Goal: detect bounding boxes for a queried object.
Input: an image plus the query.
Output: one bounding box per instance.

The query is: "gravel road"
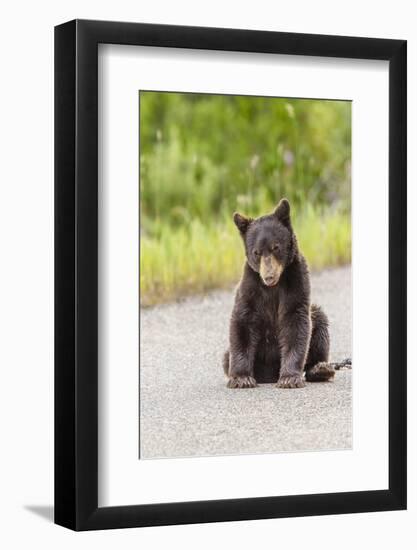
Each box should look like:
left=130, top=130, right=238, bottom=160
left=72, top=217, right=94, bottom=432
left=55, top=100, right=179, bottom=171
left=140, top=265, right=352, bottom=459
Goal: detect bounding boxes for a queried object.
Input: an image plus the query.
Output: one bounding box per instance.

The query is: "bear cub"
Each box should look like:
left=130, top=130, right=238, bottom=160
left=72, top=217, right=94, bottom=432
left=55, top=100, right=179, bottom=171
left=223, top=198, right=335, bottom=389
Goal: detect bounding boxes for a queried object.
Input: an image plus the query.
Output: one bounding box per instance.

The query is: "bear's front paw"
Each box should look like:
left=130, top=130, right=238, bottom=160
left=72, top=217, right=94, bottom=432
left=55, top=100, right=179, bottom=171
left=227, top=376, right=257, bottom=389
left=276, top=374, right=306, bottom=389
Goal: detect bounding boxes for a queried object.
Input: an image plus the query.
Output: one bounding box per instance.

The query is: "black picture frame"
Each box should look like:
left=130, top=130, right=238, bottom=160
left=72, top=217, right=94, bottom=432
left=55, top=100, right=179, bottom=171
left=55, top=19, right=407, bottom=531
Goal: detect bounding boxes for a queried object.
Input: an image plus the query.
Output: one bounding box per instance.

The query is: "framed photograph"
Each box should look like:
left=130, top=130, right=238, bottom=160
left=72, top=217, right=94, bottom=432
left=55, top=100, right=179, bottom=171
left=55, top=19, right=406, bottom=531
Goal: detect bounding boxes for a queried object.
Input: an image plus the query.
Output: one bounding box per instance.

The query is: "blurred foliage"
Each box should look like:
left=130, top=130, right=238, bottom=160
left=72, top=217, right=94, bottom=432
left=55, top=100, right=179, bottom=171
left=139, top=92, right=351, bottom=305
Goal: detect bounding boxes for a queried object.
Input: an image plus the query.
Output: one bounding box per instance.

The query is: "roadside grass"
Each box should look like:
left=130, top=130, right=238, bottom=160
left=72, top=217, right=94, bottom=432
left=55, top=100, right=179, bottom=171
left=139, top=93, right=352, bottom=306
left=140, top=206, right=351, bottom=306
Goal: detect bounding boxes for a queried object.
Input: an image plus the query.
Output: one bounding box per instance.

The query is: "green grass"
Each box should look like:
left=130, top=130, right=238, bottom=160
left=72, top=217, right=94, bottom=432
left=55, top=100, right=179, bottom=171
left=140, top=206, right=351, bottom=306
left=139, top=92, right=351, bottom=306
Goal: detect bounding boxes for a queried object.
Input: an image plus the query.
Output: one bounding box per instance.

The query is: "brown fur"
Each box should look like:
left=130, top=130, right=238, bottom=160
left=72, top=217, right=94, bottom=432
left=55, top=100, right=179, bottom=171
left=224, top=199, right=334, bottom=388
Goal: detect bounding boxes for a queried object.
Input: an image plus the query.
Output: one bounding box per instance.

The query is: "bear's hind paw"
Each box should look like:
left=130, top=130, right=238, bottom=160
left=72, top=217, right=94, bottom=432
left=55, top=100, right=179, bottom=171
left=227, top=376, right=257, bottom=389
left=305, top=362, right=335, bottom=382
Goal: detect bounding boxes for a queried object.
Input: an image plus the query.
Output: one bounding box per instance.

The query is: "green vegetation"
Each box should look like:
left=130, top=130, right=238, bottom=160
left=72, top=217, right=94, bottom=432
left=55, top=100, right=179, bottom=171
left=140, top=92, right=351, bottom=306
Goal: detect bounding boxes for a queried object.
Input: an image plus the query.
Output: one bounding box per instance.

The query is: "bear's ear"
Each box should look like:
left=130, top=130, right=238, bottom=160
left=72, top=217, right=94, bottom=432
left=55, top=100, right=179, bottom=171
left=274, top=198, right=291, bottom=226
left=233, top=212, right=253, bottom=234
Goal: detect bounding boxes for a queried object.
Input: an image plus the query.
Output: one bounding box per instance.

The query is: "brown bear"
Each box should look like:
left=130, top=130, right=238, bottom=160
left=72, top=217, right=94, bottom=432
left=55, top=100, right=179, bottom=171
left=223, top=198, right=335, bottom=388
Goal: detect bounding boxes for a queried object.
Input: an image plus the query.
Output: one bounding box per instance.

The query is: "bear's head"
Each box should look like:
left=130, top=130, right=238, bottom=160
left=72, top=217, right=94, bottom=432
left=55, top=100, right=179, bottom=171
left=233, top=198, right=298, bottom=287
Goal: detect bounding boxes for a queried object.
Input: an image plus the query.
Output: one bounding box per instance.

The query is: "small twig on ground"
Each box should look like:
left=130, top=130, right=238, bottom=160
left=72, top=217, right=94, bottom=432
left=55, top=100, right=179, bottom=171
left=329, top=358, right=352, bottom=370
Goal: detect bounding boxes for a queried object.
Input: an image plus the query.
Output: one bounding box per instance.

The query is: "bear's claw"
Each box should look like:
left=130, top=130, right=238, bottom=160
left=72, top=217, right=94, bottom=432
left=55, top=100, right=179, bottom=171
left=227, top=376, right=257, bottom=389
left=276, top=374, right=306, bottom=389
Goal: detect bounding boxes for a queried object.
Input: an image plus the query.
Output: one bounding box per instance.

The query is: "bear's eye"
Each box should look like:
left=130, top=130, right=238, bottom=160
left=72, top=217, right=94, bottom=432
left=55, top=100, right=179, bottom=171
left=253, top=250, right=261, bottom=257
left=272, top=244, right=280, bottom=252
